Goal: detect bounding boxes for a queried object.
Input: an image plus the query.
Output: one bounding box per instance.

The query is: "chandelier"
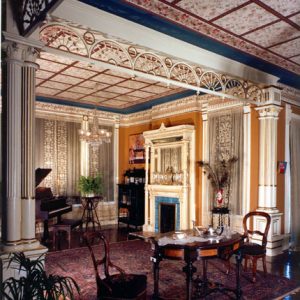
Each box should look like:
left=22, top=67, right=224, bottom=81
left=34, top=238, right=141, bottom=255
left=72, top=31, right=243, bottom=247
left=78, top=111, right=112, bottom=147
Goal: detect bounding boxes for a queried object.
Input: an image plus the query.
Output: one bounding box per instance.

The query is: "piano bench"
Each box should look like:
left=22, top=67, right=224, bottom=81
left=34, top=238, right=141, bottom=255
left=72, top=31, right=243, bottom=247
left=52, top=219, right=82, bottom=249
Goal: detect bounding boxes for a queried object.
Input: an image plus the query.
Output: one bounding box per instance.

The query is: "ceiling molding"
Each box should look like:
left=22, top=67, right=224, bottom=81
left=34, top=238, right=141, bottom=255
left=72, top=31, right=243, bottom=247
left=39, top=21, right=267, bottom=105
left=49, top=0, right=280, bottom=86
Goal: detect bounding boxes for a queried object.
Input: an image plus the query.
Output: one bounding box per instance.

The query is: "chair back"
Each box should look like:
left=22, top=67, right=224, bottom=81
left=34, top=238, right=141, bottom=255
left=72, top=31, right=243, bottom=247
left=243, top=211, right=271, bottom=248
left=84, top=231, right=126, bottom=295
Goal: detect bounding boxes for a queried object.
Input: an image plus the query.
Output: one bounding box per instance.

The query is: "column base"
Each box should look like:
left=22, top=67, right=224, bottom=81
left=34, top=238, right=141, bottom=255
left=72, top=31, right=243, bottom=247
left=253, top=209, right=288, bottom=256
left=0, top=244, right=48, bottom=286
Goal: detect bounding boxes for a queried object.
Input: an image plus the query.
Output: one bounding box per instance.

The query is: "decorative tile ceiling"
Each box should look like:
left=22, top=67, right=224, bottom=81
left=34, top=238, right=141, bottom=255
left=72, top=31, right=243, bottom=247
left=36, top=0, right=299, bottom=111
left=36, top=52, right=184, bottom=109
left=122, top=0, right=300, bottom=75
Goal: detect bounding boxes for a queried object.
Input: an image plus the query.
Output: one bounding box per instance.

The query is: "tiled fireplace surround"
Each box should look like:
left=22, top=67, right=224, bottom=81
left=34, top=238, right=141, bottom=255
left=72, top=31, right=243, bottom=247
left=155, top=196, right=180, bottom=232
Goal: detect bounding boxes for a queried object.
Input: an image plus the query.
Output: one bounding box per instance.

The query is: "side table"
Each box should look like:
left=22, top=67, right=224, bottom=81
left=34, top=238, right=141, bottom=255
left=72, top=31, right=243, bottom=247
left=81, top=196, right=102, bottom=231
left=212, top=207, right=230, bottom=228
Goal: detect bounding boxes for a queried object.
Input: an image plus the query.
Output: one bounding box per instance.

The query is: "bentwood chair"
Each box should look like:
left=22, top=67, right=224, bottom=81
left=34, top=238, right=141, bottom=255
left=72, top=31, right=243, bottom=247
left=242, top=211, right=271, bottom=283
left=84, top=231, right=147, bottom=300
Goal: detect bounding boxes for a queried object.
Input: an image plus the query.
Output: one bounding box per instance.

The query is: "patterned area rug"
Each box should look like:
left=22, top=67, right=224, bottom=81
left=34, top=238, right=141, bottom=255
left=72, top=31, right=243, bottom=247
left=45, top=239, right=300, bottom=300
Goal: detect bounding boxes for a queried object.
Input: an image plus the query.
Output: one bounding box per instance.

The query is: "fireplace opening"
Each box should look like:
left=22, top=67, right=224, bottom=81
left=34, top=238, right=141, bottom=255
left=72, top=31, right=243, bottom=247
left=160, top=203, right=176, bottom=233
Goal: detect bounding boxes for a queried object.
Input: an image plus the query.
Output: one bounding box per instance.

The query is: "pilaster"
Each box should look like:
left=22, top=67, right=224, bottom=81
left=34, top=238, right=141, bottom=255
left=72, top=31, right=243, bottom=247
left=201, top=102, right=210, bottom=226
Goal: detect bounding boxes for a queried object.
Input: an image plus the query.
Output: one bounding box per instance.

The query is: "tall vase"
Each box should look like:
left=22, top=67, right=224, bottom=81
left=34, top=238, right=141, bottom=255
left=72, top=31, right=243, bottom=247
left=214, top=189, right=224, bottom=208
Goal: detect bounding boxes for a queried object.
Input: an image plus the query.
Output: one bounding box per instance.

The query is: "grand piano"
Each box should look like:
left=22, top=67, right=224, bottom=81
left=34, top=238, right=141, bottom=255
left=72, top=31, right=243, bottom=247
left=35, top=168, right=72, bottom=242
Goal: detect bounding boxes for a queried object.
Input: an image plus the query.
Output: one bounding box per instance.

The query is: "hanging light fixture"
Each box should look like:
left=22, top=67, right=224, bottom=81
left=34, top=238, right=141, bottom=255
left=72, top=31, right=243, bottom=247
left=78, top=110, right=112, bottom=147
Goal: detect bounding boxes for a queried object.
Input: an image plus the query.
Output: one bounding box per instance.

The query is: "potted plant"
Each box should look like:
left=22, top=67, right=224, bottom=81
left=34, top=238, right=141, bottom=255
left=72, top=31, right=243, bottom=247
left=198, top=156, right=238, bottom=208
left=1, top=252, right=80, bottom=300
left=78, top=174, right=103, bottom=197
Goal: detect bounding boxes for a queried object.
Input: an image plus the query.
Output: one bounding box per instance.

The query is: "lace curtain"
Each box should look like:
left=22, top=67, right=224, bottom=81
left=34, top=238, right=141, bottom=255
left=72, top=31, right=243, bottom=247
left=290, top=117, right=300, bottom=250
left=89, top=125, right=114, bottom=202
left=208, top=108, right=244, bottom=215
left=36, top=119, right=114, bottom=202
left=35, top=118, right=81, bottom=196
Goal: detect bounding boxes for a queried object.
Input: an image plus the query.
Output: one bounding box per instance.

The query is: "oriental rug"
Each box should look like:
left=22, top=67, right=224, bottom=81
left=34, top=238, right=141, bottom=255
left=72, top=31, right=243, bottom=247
left=45, top=239, right=300, bottom=300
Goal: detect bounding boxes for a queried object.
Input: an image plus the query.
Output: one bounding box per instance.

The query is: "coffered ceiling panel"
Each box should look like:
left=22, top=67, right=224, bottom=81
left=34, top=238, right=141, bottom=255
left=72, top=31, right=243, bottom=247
left=290, top=13, right=300, bottom=25
left=270, top=38, right=300, bottom=57
left=123, top=0, right=300, bottom=76
left=291, top=56, right=300, bottom=64
left=36, top=51, right=184, bottom=109
left=244, top=21, right=299, bottom=47
left=213, top=3, right=278, bottom=35
left=260, top=0, right=300, bottom=16
left=176, top=0, right=247, bottom=21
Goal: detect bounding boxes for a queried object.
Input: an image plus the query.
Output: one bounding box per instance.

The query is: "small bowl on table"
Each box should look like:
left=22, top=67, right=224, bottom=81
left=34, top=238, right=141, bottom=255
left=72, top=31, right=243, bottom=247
left=172, top=231, right=187, bottom=240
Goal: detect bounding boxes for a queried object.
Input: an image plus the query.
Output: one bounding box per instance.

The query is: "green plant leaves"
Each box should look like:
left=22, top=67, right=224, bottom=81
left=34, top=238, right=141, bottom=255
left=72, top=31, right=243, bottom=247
left=1, top=253, right=80, bottom=300
left=78, top=174, right=103, bottom=195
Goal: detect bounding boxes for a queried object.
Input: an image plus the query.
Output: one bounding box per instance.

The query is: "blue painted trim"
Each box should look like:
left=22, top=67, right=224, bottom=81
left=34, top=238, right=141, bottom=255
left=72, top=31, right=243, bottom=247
left=36, top=90, right=195, bottom=114
left=79, top=0, right=300, bottom=89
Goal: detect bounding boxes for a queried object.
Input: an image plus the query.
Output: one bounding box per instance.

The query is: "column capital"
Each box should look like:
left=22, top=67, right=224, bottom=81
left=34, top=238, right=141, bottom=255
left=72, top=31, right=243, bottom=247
left=24, top=46, right=40, bottom=65
left=255, top=104, right=282, bottom=119
left=263, top=86, right=282, bottom=105
left=2, top=41, right=25, bottom=62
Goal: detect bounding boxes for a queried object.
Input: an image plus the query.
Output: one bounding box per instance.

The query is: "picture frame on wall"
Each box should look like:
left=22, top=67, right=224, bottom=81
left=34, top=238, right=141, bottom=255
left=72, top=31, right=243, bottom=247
left=129, top=133, right=145, bottom=164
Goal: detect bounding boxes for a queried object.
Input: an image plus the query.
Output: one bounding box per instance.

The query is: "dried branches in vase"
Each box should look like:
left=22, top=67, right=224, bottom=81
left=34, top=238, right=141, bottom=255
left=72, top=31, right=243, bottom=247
left=198, top=156, right=238, bottom=208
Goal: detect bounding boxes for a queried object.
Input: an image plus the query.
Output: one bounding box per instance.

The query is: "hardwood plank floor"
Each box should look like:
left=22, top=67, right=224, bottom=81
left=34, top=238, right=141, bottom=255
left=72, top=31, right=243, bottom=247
left=44, top=225, right=300, bottom=299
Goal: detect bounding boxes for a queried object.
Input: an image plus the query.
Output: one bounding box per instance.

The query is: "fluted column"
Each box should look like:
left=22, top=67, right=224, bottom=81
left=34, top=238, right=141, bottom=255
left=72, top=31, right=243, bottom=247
left=1, top=42, right=24, bottom=249
left=255, top=97, right=284, bottom=256
left=21, top=46, right=40, bottom=245
left=256, top=105, right=282, bottom=211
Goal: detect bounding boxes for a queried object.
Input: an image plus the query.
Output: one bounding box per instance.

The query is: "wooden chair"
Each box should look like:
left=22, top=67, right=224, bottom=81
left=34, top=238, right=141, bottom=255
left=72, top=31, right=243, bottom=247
left=84, top=231, right=147, bottom=300
left=242, top=211, right=271, bottom=283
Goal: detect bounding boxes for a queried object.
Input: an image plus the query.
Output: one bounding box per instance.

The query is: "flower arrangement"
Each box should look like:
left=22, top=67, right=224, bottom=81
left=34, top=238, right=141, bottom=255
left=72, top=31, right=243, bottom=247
left=198, top=156, right=238, bottom=207
left=198, top=156, right=238, bottom=190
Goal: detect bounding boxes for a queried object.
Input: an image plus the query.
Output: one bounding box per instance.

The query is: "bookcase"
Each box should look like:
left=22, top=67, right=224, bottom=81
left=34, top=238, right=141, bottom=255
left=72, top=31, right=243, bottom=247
left=118, top=184, right=145, bottom=229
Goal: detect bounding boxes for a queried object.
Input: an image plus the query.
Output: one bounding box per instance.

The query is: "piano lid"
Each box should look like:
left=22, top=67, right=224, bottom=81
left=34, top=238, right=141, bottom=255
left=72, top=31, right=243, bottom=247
left=35, top=168, right=52, bottom=187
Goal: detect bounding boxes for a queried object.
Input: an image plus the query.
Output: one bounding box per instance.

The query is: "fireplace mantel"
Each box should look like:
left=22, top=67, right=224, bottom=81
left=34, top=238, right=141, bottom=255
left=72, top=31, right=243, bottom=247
left=143, top=123, right=195, bottom=232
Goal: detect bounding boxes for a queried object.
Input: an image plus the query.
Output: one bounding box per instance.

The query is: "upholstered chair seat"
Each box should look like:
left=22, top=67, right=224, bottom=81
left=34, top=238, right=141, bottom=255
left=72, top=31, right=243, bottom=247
left=101, top=274, right=147, bottom=299
left=242, top=211, right=271, bottom=283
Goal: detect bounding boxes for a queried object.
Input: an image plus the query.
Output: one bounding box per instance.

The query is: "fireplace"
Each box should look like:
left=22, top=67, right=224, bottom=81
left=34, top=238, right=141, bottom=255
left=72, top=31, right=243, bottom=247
left=155, top=196, right=180, bottom=232
left=143, top=124, right=196, bottom=232
left=160, top=203, right=176, bottom=233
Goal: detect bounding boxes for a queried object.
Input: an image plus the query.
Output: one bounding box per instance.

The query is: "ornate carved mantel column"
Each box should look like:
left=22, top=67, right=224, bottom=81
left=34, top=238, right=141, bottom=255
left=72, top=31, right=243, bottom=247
left=255, top=86, right=285, bottom=256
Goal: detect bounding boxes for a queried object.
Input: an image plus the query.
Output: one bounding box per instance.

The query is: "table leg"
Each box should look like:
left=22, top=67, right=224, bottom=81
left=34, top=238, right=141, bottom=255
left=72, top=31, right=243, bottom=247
left=235, top=249, right=243, bottom=299
left=151, top=255, right=161, bottom=299
left=183, top=260, right=196, bottom=300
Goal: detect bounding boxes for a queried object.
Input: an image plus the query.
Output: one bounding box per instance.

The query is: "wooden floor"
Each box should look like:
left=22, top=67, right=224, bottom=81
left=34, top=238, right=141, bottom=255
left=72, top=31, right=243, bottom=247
left=45, top=224, right=300, bottom=299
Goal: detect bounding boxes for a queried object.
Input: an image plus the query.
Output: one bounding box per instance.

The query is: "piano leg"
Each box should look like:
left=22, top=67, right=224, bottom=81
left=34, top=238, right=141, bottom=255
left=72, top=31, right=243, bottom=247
left=42, top=220, right=50, bottom=242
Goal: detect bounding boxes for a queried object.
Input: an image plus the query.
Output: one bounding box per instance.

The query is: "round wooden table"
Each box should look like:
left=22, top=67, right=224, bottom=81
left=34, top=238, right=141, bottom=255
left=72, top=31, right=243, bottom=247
left=131, top=231, right=244, bottom=300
